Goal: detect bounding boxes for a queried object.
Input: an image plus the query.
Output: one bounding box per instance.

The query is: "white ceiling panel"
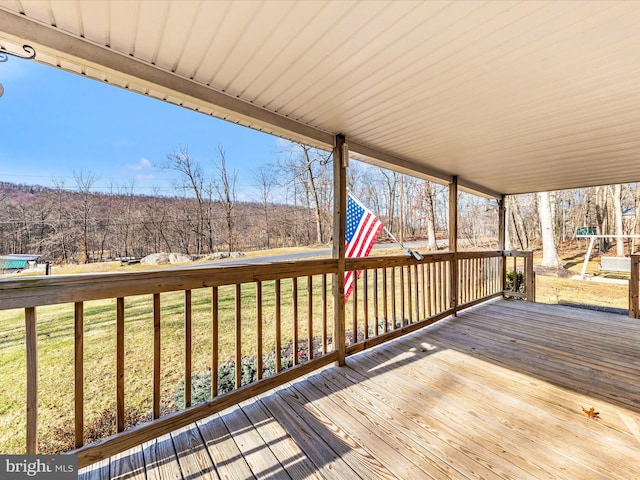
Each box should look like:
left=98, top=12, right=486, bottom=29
left=3, top=0, right=640, bottom=196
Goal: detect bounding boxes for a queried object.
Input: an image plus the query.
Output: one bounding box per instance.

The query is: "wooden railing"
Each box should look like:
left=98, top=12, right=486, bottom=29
left=345, top=253, right=456, bottom=356
left=502, top=250, right=535, bottom=302
left=457, top=251, right=504, bottom=308
left=0, top=250, right=532, bottom=467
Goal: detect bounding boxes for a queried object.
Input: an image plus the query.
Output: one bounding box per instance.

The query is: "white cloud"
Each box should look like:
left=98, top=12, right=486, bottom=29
left=127, top=158, right=152, bottom=171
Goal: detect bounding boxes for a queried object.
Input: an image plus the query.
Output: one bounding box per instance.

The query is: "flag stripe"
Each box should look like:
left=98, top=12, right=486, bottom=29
left=344, top=193, right=384, bottom=303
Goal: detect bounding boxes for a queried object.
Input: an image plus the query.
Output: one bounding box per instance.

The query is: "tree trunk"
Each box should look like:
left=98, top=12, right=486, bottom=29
left=611, top=184, right=625, bottom=256
left=537, top=191, right=561, bottom=267
left=507, top=196, right=529, bottom=249
left=423, top=181, right=438, bottom=250
left=594, top=186, right=609, bottom=252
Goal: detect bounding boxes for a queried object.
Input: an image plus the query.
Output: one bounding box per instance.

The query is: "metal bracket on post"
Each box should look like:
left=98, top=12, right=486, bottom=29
left=0, top=44, right=36, bottom=98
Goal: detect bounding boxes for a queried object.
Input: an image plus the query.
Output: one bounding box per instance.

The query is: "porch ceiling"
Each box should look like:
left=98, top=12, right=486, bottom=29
left=2, top=1, right=640, bottom=197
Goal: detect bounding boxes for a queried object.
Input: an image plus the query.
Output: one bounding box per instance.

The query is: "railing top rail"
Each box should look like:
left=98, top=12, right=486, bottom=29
left=456, top=250, right=502, bottom=259
left=503, top=250, right=532, bottom=257
left=0, top=258, right=338, bottom=310
left=346, top=251, right=455, bottom=270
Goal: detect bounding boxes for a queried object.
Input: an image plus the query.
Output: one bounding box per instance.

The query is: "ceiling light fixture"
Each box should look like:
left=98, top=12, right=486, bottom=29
left=0, top=44, right=36, bottom=98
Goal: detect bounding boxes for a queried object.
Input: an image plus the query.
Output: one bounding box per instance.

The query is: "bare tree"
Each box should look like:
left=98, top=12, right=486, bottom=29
left=537, top=191, right=561, bottom=267
left=277, top=142, right=332, bottom=245
left=164, top=147, right=214, bottom=254
left=254, top=165, right=277, bottom=249
left=610, top=184, right=624, bottom=256
left=74, top=171, right=100, bottom=263
left=423, top=181, right=438, bottom=250
left=378, top=168, right=399, bottom=234
left=213, top=147, right=237, bottom=253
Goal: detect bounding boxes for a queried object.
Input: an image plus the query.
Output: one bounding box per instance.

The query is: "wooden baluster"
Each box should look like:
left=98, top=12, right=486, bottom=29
left=307, top=276, right=313, bottom=360
left=383, top=268, right=389, bottom=333
left=116, top=297, right=125, bottom=433
left=25, top=307, right=38, bottom=454
left=275, top=279, right=282, bottom=372
left=414, top=264, right=420, bottom=322
left=211, top=287, right=219, bottom=397
left=322, top=274, right=328, bottom=354
left=374, top=269, right=379, bottom=337
left=363, top=270, right=369, bottom=339
left=256, top=281, right=263, bottom=380
left=153, top=293, right=161, bottom=418
left=462, top=259, right=466, bottom=303
left=75, top=302, right=84, bottom=448
left=292, top=278, right=299, bottom=365
left=477, top=258, right=481, bottom=300
left=391, top=267, right=397, bottom=329
left=235, top=284, right=242, bottom=389
left=405, top=265, right=411, bottom=325
left=427, top=263, right=433, bottom=317
left=185, top=290, right=192, bottom=408
left=436, top=262, right=441, bottom=313
left=352, top=273, right=358, bottom=343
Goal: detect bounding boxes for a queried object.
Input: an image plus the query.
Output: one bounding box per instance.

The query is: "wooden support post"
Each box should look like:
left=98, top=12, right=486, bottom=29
left=449, top=176, right=458, bottom=315
left=498, top=195, right=507, bottom=294
left=525, top=251, right=535, bottom=302
left=333, top=134, right=347, bottom=366
left=630, top=255, right=639, bottom=318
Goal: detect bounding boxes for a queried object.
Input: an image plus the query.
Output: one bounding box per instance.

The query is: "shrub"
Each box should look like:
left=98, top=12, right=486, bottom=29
left=506, top=270, right=525, bottom=293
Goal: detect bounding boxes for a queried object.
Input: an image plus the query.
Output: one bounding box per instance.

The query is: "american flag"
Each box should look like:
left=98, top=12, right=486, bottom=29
left=344, top=193, right=384, bottom=302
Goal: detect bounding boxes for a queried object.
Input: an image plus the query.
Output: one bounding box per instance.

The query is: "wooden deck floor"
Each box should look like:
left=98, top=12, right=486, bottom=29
left=80, top=299, right=640, bottom=480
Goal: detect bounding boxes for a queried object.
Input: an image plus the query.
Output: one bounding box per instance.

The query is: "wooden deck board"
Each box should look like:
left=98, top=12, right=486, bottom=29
left=141, top=434, right=182, bottom=480
left=80, top=299, right=640, bottom=480
left=218, top=403, right=289, bottom=479
left=239, top=398, right=323, bottom=480
left=196, top=413, right=256, bottom=480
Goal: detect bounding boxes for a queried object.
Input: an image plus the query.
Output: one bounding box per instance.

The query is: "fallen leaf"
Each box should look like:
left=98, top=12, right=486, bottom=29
left=582, top=406, right=599, bottom=419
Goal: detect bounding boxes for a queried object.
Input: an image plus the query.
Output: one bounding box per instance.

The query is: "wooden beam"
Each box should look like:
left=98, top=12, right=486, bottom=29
left=333, top=134, right=347, bottom=366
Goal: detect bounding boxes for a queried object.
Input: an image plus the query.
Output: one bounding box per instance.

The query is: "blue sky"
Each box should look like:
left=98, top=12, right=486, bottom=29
left=0, top=55, right=285, bottom=199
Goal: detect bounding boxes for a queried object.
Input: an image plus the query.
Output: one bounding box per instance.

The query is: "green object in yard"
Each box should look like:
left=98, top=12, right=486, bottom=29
left=576, top=227, right=597, bottom=236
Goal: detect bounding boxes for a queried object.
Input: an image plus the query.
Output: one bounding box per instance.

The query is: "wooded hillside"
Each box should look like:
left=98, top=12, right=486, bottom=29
left=2, top=143, right=638, bottom=264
